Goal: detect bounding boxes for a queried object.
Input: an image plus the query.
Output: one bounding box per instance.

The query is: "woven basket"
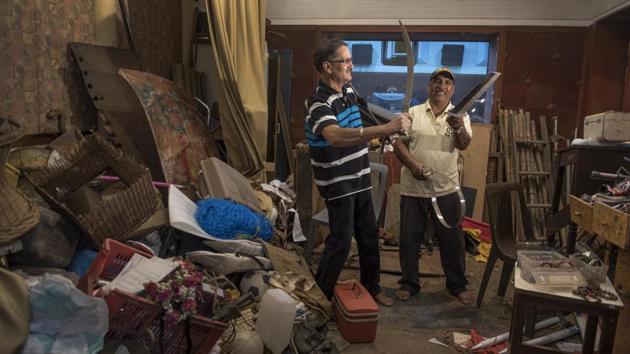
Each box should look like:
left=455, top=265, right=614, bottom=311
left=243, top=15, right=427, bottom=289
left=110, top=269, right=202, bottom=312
left=0, top=118, right=40, bottom=245
left=26, top=133, right=163, bottom=245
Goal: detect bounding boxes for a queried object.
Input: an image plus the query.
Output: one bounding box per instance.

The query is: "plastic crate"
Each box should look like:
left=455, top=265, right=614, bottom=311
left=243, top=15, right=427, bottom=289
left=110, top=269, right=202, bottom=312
left=462, top=217, right=491, bottom=243
left=77, top=239, right=153, bottom=295
left=78, top=239, right=227, bottom=353
left=106, top=290, right=228, bottom=354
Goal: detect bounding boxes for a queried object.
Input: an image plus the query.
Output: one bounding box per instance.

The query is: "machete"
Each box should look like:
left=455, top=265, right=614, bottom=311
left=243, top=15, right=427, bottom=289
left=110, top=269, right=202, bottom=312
left=448, top=71, right=501, bottom=118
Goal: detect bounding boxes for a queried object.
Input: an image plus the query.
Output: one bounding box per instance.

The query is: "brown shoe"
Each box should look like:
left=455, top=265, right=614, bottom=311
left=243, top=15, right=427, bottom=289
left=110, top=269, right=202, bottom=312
left=373, top=291, right=393, bottom=307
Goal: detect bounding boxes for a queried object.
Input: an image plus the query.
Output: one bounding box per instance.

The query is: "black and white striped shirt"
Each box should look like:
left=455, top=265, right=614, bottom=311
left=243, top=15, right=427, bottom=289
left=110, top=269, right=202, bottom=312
left=304, top=81, right=371, bottom=200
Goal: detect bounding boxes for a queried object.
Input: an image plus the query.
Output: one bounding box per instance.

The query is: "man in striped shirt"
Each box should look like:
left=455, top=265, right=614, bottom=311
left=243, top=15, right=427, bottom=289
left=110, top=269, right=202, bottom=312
left=304, top=40, right=411, bottom=306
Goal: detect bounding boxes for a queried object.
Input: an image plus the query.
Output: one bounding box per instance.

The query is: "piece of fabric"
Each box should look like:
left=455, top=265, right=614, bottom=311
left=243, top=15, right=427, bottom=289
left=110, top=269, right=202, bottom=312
left=400, top=100, right=472, bottom=197
left=186, top=251, right=272, bottom=275
left=304, top=81, right=371, bottom=200
left=205, top=0, right=266, bottom=178
left=117, top=68, right=217, bottom=185
left=262, top=242, right=332, bottom=320
left=0, top=267, right=30, bottom=354
left=398, top=193, right=468, bottom=296
left=315, top=190, right=381, bottom=299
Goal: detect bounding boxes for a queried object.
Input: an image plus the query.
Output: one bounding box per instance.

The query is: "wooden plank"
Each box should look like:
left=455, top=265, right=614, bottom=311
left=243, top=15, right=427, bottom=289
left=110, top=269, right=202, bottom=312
left=460, top=123, right=493, bottom=221
left=593, top=203, right=630, bottom=250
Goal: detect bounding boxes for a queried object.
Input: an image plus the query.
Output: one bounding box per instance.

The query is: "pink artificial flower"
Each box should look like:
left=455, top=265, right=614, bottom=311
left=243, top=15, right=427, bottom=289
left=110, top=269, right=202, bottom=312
left=182, top=298, right=196, bottom=312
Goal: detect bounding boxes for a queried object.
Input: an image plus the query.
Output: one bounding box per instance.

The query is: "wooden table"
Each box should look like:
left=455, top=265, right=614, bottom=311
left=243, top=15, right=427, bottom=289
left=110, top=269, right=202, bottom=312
left=509, top=267, right=623, bottom=354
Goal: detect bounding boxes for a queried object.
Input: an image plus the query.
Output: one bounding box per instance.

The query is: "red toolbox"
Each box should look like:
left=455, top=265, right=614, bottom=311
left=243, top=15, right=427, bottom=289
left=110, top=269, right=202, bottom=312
left=333, top=281, right=379, bottom=343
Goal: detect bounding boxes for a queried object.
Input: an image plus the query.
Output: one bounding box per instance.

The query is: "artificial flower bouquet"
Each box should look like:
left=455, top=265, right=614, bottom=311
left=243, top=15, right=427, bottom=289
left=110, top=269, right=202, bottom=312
left=143, top=259, right=210, bottom=324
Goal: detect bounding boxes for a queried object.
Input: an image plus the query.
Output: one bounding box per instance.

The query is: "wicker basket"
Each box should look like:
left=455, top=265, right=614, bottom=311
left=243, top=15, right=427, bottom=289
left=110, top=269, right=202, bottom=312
left=0, top=118, right=40, bottom=245
left=26, top=133, right=162, bottom=245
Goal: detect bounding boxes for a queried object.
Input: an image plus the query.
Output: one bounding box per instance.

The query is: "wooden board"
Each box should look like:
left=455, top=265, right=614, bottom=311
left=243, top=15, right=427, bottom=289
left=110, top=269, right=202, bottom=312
left=384, top=183, right=402, bottom=243
left=460, top=123, right=493, bottom=221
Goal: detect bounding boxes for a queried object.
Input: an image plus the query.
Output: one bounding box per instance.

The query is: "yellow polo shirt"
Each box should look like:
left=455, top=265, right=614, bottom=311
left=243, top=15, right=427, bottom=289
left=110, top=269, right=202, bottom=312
left=400, top=100, right=472, bottom=198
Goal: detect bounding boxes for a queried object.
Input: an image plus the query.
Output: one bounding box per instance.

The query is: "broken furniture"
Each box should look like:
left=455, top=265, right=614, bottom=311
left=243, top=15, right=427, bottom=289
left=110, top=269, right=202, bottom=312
left=476, top=183, right=537, bottom=307
left=26, top=132, right=163, bottom=245
left=304, top=162, right=389, bottom=264
left=569, top=194, right=630, bottom=281
left=509, top=267, right=622, bottom=354
left=547, top=145, right=629, bottom=254
left=68, top=42, right=165, bottom=181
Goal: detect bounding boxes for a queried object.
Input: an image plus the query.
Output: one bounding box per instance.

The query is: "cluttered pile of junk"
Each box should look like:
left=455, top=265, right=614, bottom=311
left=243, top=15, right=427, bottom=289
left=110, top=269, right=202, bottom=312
left=0, top=47, right=337, bottom=354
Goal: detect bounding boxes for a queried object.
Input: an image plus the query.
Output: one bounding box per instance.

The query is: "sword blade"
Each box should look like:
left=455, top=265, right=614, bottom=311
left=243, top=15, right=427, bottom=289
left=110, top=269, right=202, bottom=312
left=448, top=72, right=501, bottom=118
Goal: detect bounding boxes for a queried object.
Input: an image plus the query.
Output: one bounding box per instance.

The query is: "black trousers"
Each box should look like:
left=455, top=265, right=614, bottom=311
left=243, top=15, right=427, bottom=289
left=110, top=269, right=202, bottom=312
left=398, top=192, right=468, bottom=296
left=315, top=190, right=381, bottom=300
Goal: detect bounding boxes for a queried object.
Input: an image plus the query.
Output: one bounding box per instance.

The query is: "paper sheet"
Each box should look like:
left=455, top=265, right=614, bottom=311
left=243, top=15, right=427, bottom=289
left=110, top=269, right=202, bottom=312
left=107, top=256, right=178, bottom=294
left=168, top=185, right=222, bottom=240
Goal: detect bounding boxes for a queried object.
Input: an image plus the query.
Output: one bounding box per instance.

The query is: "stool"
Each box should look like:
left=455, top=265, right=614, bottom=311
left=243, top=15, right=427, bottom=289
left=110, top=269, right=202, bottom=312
left=509, top=267, right=623, bottom=354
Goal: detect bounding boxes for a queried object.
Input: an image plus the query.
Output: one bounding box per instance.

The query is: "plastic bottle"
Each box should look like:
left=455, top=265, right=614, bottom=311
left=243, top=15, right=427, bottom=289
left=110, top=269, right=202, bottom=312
left=255, top=288, right=297, bottom=354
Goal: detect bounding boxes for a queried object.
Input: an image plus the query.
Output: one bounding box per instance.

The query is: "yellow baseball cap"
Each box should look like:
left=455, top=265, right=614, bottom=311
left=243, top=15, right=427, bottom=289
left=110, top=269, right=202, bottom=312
left=430, top=67, right=455, bottom=81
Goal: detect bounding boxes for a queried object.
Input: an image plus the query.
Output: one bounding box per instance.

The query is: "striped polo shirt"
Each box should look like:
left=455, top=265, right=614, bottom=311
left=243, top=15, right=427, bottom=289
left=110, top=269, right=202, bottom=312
left=304, top=81, right=371, bottom=201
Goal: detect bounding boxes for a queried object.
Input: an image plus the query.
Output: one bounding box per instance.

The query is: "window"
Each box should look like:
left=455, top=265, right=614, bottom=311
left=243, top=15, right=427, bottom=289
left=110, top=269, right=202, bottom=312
left=382, top=40, right=417, bottom=66
left=337, top=34, right=498, bottom=123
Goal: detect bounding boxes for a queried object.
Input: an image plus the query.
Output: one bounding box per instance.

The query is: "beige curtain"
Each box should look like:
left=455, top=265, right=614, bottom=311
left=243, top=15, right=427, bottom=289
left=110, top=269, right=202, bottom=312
left=205, top=0, right=266, bottom=178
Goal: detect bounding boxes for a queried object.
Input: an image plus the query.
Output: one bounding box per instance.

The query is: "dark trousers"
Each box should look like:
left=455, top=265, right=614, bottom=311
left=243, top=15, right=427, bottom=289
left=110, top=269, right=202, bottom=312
left=315, top=190, right=381, bottom=299
left=398, top=192, right=468, bottom=296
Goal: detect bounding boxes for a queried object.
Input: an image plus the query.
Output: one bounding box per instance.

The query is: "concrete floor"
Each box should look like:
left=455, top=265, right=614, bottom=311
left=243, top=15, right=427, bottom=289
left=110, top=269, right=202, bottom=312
left=316, top=247, right=516, bottom=353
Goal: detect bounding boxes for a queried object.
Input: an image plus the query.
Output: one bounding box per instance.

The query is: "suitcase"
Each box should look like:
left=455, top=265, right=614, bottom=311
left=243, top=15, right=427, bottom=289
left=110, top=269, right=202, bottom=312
left=333, top=281, right=379, bottom=343
left=583, top=111, right=630, bottom=142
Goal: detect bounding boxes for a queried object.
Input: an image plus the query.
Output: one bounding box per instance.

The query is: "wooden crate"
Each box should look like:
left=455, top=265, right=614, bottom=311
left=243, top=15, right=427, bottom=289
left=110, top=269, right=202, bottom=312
left=593, top=203, right=630, bottom=250
left=569, top=195, right=594, bottom=233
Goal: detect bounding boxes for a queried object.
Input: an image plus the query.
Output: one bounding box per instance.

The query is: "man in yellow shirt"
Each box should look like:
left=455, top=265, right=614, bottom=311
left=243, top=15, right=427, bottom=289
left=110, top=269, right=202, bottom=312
left=393, top=67, right=474, bottom=304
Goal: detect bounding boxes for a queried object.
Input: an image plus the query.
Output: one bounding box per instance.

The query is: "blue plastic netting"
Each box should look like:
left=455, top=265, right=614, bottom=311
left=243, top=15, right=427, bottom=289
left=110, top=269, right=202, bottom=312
left=194, top=198, right=272, bottom=241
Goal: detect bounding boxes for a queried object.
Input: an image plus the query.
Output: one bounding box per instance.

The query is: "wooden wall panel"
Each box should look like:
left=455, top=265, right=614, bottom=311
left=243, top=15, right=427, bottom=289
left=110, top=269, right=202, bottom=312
left=577, top=21, right=629, bottom=136
left=125, top=0, right=182, bottom=80
left=0, top=0, right=96, bottom=135
left=501, top=30, right=585, bottom=139
left=0, top=0, right=182, bottom=136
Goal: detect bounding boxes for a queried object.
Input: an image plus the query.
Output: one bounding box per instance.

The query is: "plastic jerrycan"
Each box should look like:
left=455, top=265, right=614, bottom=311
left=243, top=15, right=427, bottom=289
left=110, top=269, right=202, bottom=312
left=255, top=288, right=297, bottom=354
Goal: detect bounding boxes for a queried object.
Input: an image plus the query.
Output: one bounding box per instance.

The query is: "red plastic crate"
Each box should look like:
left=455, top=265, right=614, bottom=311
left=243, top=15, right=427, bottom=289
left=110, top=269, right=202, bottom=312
left=78, top=239, right=227, bottom=353
left=106, top=290, right=228, bottom=354
left=462, top=217, right=492, bottom=243
left=78, top=239, right=153, bottom=295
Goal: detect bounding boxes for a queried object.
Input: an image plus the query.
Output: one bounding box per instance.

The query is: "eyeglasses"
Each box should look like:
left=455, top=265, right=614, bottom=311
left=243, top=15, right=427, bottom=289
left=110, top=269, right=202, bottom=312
left=327, top=57, right=353, bottom=65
